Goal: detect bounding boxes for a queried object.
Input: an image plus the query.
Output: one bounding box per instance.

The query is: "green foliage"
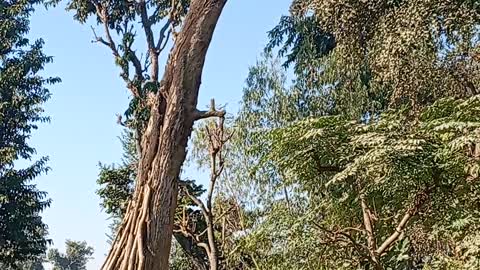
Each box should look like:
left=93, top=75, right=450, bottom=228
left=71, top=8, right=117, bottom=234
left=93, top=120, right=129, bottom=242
left=96, top=130, right=136, bottom=244
left=47, top=240, right=94, bottom=270
left=266, top=8, right=335, bottom=82
left=97, top=164, right=134, bottom=218
left=270, top=0, right=480, bottom=113
left=0, top=258, right=45, bottom=270
left=0, top=0, right=59, bottom=266
left=169, top=242, right=195, bottom=270
left=221, top=1, right=480, bottom=268
left=260, top=95, right=480, bottom=268
left=47, top=0, right=191, bottom=135
left=96, top=131, right=136, bottom=220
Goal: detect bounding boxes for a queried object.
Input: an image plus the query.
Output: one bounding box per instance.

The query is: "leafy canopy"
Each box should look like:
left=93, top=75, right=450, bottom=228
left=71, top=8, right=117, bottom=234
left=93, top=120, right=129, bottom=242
left=0, top=0, right=59, bottom=265
left=47, top=240, right=94, bottom=270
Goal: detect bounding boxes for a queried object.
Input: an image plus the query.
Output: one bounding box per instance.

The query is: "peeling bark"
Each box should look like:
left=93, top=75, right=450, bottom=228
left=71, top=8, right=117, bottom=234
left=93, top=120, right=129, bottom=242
left=101, top=1, right=227, bottom=269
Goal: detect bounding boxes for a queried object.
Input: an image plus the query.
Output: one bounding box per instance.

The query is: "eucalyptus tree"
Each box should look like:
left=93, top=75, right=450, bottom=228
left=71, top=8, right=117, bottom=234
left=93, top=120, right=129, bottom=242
left=97, top=114, right=241, bottom=270
left=49, top=0, right=228, bottom=268
left=0, top=0, right=58, bottom=266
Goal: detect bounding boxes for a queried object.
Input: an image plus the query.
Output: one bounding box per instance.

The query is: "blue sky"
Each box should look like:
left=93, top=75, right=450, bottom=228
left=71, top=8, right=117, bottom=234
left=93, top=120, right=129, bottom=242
left=27, top=1, right=291, bottom=268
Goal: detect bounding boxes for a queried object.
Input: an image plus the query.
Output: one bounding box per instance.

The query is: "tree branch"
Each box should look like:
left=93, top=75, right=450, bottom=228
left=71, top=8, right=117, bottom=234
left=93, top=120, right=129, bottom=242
left=360, top=194, right=377, bottom=251
left=138, top=0, right=160, bottom=81
left=359, top=193, right=383, bottom=269
left=92, top=3, right=143, bottom=96
left=376, top=189, right=430, bottom=255
left=194, top=99, right=226, bottom=121
left=213, top=205, right=235, bottom=224
left=159, top=30, right=171, bottom=52
left=182, top=186, right=209, bottom=221
left=156, top=20, right=172, bottom=53
left=138, top=0, right=155, bottom=51
left=91, top=26, right=113, bottom=50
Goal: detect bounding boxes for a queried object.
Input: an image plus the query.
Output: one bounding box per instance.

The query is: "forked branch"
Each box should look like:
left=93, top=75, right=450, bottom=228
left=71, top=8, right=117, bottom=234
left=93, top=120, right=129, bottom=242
left=376, top=189, right=430, bottom=255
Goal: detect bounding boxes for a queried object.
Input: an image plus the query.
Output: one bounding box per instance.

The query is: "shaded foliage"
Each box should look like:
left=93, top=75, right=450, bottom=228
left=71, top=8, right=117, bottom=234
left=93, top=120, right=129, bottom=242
left=0, top=0, right=58, bottom=266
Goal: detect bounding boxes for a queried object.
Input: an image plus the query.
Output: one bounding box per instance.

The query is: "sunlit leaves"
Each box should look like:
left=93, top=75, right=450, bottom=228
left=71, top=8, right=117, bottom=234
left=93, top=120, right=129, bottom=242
left=264, top=95, right=480, bottom=268
left=0, top=0, right=56, bottom=265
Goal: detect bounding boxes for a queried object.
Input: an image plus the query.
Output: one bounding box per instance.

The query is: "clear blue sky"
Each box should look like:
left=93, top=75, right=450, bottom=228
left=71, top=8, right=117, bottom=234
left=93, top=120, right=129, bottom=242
left=27, top=1, right=291, bottom=269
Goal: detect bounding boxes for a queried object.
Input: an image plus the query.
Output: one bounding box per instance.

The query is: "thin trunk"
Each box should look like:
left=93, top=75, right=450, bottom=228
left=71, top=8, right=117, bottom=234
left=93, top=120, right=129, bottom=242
left=102, top=1, right=227, bottom=269
left=360, top=194, right=382, bottom=270
left=206, top=213, right=218, bottom=270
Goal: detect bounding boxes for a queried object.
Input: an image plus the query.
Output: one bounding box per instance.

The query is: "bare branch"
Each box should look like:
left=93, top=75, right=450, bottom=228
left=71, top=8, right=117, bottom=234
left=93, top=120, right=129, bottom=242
left=360, top=194, right=377, bottom=251
left=91, top=26, right=113, bottom=49
left=156, top=20, right=172, bottom=53
left=138, top=0, right=155, bottom=51
left=93, top=4, right=120, bottom=57
left=359, top=193, right=383, bottom=268
left=197, top=242, right=211, bottom=254
left=159, top=30, right=171, bottom=52
left=194, top=99, right=226, bottom=121
left=213, top=205, right=236, bottom=224
left=312, top=222, right=372, bottom=265
left=376, top=211, right=412, bottom=255
left=138, top=0, right=160, bottom=81
left=92, top=3, right=144, bottom=94
left=182, top=186, right=209, bottom=220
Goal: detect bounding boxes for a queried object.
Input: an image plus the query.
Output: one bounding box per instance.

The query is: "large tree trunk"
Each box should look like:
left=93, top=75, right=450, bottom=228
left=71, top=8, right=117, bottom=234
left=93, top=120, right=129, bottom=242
left=102, top=0, right=227, bottom=269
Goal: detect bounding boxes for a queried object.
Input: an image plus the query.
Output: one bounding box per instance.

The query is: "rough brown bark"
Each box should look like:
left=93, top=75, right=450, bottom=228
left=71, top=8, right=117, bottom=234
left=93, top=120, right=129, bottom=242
left=101, top=0, right=227, bottom=269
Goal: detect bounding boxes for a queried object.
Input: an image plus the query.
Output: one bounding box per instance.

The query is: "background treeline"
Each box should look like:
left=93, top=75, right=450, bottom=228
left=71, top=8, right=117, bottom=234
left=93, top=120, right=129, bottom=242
left=2, top=0, right=480, bottom=269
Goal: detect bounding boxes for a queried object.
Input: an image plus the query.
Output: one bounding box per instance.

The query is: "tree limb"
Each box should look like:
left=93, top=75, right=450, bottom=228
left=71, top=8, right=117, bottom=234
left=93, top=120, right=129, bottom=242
left=182, top=186, right=209, bottom=220
left=156, top=20, right=172, bottom=52
left=376, top=189, right=430, bottom=255
left=359, top=193, right=383, bottom=269
left=194, top=99, right=226, bottom=121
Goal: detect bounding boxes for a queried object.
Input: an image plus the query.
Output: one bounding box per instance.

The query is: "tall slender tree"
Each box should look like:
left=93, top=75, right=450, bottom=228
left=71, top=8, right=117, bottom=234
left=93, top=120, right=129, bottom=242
left=50, top=0, right=228, bottom=268
left=0, top=0, right=58, bottom=266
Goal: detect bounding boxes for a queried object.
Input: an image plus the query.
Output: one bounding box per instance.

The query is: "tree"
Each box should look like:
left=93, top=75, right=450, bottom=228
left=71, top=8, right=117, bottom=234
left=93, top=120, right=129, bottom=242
left=47, top=240, right=94, bottom=270
left=0, top=0, right=58, bottom=266
left=217, top=0, right=480, bottom=268
left=49, top=0, right=228, bottom=268
left=270, top=0, right=480, bottom=114
left=265, top=95, right=480, bottom=269
left=96, top=131, right=210, bottom=269
left=97, top=111, right=241, bottom=270
left=176, top=110, right=233, bottom=270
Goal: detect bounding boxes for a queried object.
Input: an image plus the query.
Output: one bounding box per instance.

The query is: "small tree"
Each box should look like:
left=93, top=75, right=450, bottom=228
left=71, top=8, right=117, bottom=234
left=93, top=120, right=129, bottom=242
left=47, top=240, right=94, bottom=270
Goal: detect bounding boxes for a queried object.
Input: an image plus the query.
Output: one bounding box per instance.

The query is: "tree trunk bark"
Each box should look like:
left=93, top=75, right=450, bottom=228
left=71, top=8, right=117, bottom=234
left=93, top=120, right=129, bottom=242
left=101, top=1, right=227, bottom=269
left=206, top=212, right=218, bottom=270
